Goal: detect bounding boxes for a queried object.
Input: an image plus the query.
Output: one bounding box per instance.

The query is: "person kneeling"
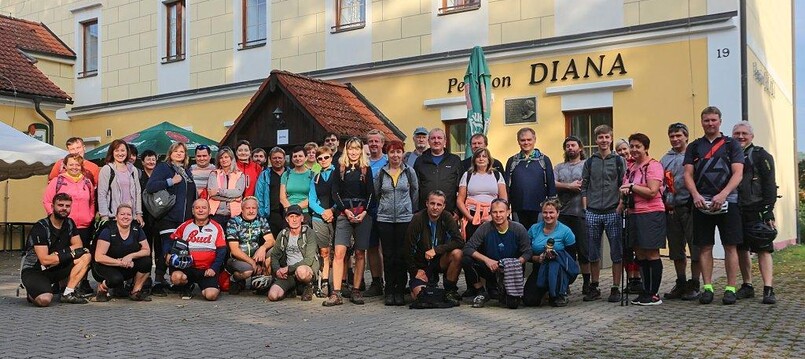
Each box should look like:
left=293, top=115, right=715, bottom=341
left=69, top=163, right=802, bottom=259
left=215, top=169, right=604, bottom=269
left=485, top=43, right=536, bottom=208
left=463, top=198, right=532, bottom=309
left=523, top=199, right=579, bottom=307
left=404, top=190, right=464, bottom=307
left=20, top=193, right=91, bottom=306
left=93, top=204, right=153, bottom=302
left=226, top=197, right=275, bottom=295
left=268, top=205, right=319, bottom=302
left=165, top=199, right=227, bottom=301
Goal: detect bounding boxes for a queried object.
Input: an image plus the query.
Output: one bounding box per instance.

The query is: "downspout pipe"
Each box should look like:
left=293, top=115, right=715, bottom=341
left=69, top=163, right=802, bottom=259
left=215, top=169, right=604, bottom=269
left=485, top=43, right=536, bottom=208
left=32, top=97, right=54, bottom=145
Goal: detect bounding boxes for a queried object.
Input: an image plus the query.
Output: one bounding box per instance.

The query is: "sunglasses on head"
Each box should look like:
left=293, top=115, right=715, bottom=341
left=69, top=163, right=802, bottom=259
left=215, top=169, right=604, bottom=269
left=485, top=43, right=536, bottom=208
left=317, top=155, right=331, bottom=161
left=197, top=144, right=210, bottom=151
left=668, top=122, right=688, bottom=131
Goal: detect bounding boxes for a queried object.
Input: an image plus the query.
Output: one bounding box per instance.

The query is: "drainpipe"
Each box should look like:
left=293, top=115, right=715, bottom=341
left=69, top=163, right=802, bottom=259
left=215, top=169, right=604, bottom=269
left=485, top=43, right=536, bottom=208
left=32, top=97, right=54, bottom=145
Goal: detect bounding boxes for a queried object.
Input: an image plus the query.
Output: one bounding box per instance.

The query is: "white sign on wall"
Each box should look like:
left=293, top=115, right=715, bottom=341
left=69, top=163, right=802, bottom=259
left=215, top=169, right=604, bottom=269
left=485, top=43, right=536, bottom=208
left=277, top=129, right=289, bottom=145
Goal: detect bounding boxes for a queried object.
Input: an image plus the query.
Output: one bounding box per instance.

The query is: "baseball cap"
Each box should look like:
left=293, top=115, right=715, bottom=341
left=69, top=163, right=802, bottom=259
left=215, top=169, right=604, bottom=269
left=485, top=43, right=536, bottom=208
left=285, top=204, right=303, bottom=217
left=413, top=127, right=428, bottom=136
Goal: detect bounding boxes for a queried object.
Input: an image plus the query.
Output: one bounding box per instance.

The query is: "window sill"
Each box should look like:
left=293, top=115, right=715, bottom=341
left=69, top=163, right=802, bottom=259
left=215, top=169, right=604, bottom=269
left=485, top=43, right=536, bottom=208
left=330, top=22, right=366, bottom=34
left=238, top=40, right=267, bottom=51
left=77, top=71, right=98, bottom=79
left=161, top=54, right=186, bottom=64
left=437, top=4, right=481, bottom=16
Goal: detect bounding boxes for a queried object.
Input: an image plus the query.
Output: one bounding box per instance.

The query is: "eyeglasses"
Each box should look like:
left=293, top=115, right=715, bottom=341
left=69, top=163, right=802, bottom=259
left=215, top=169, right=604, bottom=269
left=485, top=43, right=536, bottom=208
left=317, top=155, right=331, bottom=161
left=324, top=138, right=338, bottom=142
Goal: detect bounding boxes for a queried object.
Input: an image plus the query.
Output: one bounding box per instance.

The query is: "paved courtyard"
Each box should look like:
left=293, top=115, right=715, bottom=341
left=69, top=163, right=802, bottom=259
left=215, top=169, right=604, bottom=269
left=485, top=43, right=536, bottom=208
left=0, top=250, right=803, bottom=358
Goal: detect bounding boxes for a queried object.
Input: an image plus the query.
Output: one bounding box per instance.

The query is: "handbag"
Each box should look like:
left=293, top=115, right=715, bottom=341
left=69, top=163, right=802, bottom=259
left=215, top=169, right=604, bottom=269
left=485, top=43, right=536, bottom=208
left=143, top=189, right=176, bottom=219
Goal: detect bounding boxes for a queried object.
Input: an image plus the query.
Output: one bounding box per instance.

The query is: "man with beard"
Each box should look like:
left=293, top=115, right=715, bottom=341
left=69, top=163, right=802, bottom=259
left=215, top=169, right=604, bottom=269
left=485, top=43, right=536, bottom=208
left=404, top=127, right=430, bottom=168
left=552, top=136, right=590, bottom=293
left=20, top=193, right=92, bottom=306
left=252, top=148, right=268, bottom=168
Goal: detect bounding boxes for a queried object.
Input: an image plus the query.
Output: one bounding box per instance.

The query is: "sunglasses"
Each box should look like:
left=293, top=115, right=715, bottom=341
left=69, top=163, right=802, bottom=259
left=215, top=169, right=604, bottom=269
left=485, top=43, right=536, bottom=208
left=317, top=155, right=331, bottom=161
left=668, top=122, right=688, bottom=131
left=196, top=144, right=210, bottom=151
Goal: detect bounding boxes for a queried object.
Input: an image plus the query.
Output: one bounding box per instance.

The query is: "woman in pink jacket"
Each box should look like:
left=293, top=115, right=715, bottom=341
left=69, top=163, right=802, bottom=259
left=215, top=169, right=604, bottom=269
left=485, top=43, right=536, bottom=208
left=43, top=154, right=97, bottom=248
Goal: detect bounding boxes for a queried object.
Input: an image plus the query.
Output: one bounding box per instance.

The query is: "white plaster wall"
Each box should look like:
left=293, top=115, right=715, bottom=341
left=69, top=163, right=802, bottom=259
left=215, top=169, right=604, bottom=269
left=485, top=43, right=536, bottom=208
left=324, top=0, right=372, bottom=68
left=555, top=0, right=623, bottom=36
left=431, top=0, right=489, bottom=53
left=232, top=0, right=271, bottom=82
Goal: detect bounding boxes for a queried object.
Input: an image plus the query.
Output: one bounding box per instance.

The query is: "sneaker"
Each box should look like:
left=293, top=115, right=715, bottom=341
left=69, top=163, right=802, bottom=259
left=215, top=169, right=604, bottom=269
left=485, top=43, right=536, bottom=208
left=340, top=285, right=352, bottom=298
left=151, top=282, right=168, bottom=297
left=472, top=291, right=489, bottom=308
left=445, top=290, right=461, bottom=307
left=735, top=283, right=755, bottom=299
left=384, top=293, right=395, bottom=306
left=393, top=292, right=406, bottom=306
left=663, top=280, right=687, bottom=300
left=229, top=280, right=244, bottom=295
left=627, top=279, right=643, bottom=295
left=300, top=284, right=314, bottom=301
left=551, top=295, right=569, bottom=307
left=583, top=285, right=601, bottom=301
left=762, top=288, right=776, bottom=304
left=637, top=294, right=663, bottom=306
left=95, top=290, right=110, bottom=303
left=630, top=294, right=644, bottom=305
left=78, top=280, right=94, bottom=299
left=462, top=287, right=479, bottom=298
left=180, top=285, right=194, bottom=300
left=681, top=280, right=701, bottom=301
left=61, top=292, right=89, bottom=304
left=699, top=289, right=714, bottom=304
left=363, top=281, right=383, bottom=297
left=322, top=292, right=343, bottom=307
left=349, top=289, right=364, bottom=305
left=129, top=290, right=152, bottom=302
left=607, top=287, right=622, bottom=303
left=722, top=290, right=737, bottom=305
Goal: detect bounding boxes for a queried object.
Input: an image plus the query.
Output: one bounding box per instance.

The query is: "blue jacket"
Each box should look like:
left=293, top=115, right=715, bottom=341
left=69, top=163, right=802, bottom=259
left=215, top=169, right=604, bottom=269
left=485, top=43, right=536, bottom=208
left=255, top=166, right=289, bottom=218
left=145, top=162, right=196, bottom=224
left=505, top=149, right=557, bottom=211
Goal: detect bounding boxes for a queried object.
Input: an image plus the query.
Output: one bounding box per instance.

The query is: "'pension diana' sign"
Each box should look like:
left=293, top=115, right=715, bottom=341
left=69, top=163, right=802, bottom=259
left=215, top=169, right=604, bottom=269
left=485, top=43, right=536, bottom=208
left=447, top=53, right=627, bottom=93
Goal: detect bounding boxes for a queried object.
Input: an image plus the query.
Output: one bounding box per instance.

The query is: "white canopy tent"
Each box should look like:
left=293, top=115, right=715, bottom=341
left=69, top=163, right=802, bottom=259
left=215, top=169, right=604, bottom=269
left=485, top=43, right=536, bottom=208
left=0, top=121, right=66, bottom=181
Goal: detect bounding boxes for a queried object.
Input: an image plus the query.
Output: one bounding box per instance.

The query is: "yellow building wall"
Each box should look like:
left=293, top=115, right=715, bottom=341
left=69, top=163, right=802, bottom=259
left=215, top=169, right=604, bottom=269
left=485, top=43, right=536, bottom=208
left=102, top=0, right=159, bottom=101
left=351, top=39, right=709, bottom=163
left=488, top=0, right=553, bottom=45
left=624, top=0, right=707, bottom=26
left=271, top=0, right=326, bottom=72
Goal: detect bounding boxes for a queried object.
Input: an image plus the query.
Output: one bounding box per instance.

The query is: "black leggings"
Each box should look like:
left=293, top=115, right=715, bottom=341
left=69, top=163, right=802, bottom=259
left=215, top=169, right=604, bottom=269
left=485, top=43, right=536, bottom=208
left=461, top=256, right=498, bottom=291
left=377, top=221, right=409, bottom=293
left=92, top=257, right=152, bottom=289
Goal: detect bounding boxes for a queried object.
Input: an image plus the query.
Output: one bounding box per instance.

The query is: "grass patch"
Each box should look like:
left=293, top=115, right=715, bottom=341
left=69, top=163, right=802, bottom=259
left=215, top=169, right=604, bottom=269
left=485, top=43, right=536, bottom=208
left=770, top=244, right=804, bottom=279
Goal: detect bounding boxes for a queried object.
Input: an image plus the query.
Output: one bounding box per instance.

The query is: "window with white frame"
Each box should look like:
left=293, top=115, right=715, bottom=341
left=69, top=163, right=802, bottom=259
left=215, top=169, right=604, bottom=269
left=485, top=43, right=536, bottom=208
left=79, top=19, right=98, bottom=77
left=332, top=0, right=365, bottom=33
left=241, top=0, right=266, bottom=49
left=164, top=0, right=185, bottom=62
left=438, top=0, right=480, bottom=15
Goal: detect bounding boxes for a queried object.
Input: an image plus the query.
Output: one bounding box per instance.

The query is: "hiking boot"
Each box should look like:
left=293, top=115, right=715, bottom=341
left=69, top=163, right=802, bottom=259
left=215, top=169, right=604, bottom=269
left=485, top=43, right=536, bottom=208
left=129, top=290, right=152, bottom=302
left=637, top=294, right=663, bottom=306
left=472, top=291, right=489, bottom=308
left=550, top=295, right=569, bottom=307
left=363, top=281, right=383, bottom=297
left=445, top=290, right=461, bottom=307
left=462, top=287, right=479, bottom=298
left=95, top=290, right=110, bottom=303
left=61, top=292, right=89, bottom=304
left=180, top=284, right=195, bottom=300
left=322, top=292, right=343, bottom=307
left=722, top=290, right=737, bottom=305
left=699, top=289, right=714, bottom=304
left=393, top=292, right=406, bottom=306
left=627, top=279, right=643, bottom=295
left=663, top=280, right=687, bottom=300
left=681, top=280, right=701, bottom=301
left=151, top=282, right=168, bottom=297
left=229, top=280, right=244, bottom=295
left=350, top=289, right=365, bottom=305
left=583, top=284, right=601, bottom=301
left=78, top=280, right=94, bottom=299
left=502, top=295, right=520, bottom=309
left=762, top=287, right=776, bottom=304
left=300, top=284, right=314, bottom=301
left=607, top=287, right=622, bottom=303
left=581, top=281, right=590, bottom=295
left=735, top=283, right=755, bottom=299
left=340, top=285, right=352, bottom=298
left=384, top=293, right=395, bottom=306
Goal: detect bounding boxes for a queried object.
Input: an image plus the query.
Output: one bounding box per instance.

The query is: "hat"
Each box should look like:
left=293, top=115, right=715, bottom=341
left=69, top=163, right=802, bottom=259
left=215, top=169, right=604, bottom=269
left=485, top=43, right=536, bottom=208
left=413, top=127, right=428, bottom=136
left=285, top=205, right=303, bottom=217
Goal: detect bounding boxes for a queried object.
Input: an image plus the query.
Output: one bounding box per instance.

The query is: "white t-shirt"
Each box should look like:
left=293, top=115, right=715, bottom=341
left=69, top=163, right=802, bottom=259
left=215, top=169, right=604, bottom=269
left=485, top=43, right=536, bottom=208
left=459, top=171, right=504, bottom=210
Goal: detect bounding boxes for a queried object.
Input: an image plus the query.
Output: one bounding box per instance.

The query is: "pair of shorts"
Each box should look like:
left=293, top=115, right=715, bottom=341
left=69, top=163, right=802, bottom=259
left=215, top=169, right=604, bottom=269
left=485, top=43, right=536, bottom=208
left=559, top=214, right=588, bottom=263
left=333, top=214, right=373, bottom=250
left=226, top=258, right=255, bottom=274
left=409, top=257, right=444, bottom=289
left=666, top=205, right=700, bottom=261
left=21, top=264, right=73, bottom=298
left=627, top=211, right=667, bottom=250
left=585, top=211, right=622, bottom=263
left=171, top=267, right=219, bottom=290
left=311, top=219, right=334, bottom=249
left=692, top=202, right=743, bottom=246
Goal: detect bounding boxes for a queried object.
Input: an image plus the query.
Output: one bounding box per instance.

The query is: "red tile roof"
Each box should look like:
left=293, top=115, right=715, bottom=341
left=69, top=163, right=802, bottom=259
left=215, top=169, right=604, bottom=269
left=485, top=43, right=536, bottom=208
left=222, top=70, right=403, bottom=144
left=0, top=15, right=75, bottom=102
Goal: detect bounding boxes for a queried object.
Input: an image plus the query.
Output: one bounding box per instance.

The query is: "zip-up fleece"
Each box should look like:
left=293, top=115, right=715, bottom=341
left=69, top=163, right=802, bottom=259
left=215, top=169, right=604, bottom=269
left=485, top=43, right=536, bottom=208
left=373, top=164, right=419, bottom=223
left=581, top=151, right=625, bottom=212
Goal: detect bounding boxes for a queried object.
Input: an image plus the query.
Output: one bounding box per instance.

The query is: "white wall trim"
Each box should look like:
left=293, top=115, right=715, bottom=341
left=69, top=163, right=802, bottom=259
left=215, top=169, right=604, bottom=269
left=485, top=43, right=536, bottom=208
left=68, top=1, right=102, bottom=13
left=560, top=92, right=614, bottom=111
left=223, top=120, right=234, bottom=127
left=82, top=136, right=101, bottom=143
left=423, top=96, right=466, bottom=107
left=23, top=51, right=76, bottom=66
left=546, top=79, right=633, bottom=95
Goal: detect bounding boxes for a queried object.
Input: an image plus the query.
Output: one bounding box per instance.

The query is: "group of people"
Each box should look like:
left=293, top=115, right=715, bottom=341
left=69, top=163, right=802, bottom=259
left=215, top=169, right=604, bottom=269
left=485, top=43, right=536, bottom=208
left=20, top=105, right=778, bottom=309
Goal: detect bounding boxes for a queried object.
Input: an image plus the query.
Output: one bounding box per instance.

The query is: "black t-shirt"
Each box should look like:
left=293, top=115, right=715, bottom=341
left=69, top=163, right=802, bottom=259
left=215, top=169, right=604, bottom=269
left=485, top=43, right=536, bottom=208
left=97, top=225, right=146, bottom=259
left=269, top=169, right=284, bottom=212
left=683, top=134, right=743, bottom=202
left=21, top=218, right=78, bottom=271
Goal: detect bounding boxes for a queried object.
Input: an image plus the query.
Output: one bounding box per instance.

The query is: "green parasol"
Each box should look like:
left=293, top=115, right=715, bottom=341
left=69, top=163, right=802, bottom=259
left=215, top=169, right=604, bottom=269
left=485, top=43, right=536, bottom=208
left=84, top=121, right=219, bottom=160
left=463, top=46, right=492, bottom=158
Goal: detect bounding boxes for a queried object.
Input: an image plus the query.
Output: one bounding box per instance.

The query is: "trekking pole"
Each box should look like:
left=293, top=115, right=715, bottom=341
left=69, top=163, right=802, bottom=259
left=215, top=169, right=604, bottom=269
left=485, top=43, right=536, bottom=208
left=621, top=192, right=631, bottom=306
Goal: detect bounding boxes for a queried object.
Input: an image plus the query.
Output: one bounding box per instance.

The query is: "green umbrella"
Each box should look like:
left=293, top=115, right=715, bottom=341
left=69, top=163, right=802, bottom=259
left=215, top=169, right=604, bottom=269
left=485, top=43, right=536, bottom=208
left=84, top=121, right=220, bottom=161
left=464, top=46, right=492, bottom=158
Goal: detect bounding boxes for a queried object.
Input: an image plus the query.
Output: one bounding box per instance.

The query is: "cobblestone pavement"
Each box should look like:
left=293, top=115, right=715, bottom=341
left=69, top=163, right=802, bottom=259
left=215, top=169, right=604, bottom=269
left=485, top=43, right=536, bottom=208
left=0, top=250, right=802, bottom=358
